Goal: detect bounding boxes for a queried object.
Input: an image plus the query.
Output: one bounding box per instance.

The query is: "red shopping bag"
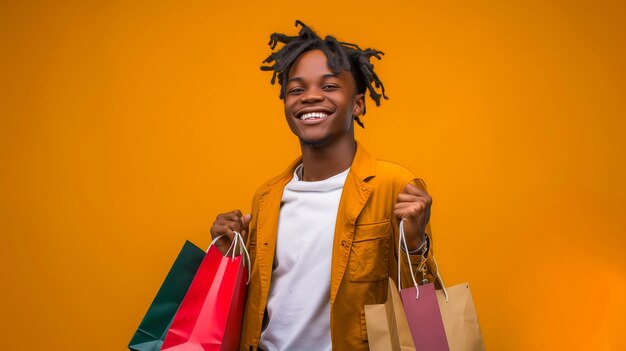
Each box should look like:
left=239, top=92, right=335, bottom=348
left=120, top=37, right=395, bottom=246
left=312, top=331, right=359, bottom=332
left=397, top=220, right=450, bottom=351
left=161, top=232, right=250, bottom=351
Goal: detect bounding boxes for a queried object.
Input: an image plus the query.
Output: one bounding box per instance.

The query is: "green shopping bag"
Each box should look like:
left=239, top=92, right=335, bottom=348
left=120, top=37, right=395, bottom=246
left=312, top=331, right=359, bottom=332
left=128, top=241, right=205, bottom=351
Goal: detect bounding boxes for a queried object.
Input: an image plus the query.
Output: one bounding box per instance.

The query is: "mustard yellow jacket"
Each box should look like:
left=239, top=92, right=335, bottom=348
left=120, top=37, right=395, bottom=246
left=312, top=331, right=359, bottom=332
left=240, top=141, right=439, bottom=350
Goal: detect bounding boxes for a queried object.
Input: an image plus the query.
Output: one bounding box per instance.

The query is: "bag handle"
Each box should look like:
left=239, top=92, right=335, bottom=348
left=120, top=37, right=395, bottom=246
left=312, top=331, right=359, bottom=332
left=397, top=219, right=449, bottom=302
left=208, top=232, right=252, bottom=285
left=397, top=219, right=420, bottom=296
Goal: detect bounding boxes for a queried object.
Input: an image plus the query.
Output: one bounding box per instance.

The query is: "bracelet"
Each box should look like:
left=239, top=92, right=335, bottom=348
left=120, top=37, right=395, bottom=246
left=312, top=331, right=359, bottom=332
left=401, top=233, right=429, bottom=254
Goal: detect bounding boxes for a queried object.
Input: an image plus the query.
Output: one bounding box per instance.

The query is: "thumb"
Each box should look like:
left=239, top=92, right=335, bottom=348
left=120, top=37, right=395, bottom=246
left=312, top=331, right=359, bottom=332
left=242, top=213, right=253, bottom=232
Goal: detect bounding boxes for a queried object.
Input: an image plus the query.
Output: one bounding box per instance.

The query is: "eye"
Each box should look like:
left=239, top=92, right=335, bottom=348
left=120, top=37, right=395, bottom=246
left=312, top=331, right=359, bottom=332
left=288, top=87, right=304, bottom=94
left=323, top=84, right=339, bottom=90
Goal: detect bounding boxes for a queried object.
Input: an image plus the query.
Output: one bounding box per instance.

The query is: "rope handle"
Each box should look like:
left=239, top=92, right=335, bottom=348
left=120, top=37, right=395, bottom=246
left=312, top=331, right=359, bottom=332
left=397, top=219, right=448, bottom=301
left=208, top=232, right=252, bottom=285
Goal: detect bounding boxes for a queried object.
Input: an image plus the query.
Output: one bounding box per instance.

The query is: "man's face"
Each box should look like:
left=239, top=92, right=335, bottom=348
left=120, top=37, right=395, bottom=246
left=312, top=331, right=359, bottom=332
left=283, top=49, right=365, bottom=147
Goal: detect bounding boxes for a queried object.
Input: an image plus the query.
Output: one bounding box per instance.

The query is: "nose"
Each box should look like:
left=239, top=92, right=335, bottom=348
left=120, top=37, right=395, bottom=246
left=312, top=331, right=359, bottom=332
left=300, top=88, right=324, bottom=103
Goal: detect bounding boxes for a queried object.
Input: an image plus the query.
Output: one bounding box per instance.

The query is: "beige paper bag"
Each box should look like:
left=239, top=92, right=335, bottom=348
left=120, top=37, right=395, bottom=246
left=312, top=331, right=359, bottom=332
left=365, top=278, right=416, bottom=351
left=435, top=282, right=486, bottom=351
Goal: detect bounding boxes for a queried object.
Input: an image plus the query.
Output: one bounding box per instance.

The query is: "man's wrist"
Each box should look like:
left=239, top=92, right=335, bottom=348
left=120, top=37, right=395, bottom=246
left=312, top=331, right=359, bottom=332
left=401, top=233, right=429, bottom=255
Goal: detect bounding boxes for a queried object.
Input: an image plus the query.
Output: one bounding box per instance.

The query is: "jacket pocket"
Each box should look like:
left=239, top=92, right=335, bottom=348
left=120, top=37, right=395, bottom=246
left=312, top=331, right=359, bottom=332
left=349, top=221, right=391, bottom=283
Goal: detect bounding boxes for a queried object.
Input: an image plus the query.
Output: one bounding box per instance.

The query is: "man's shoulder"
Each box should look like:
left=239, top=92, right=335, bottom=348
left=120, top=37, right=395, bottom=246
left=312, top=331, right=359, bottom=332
left=374, top=159, right=418, bottom=182
left=370, top=158, right=429, bottom=192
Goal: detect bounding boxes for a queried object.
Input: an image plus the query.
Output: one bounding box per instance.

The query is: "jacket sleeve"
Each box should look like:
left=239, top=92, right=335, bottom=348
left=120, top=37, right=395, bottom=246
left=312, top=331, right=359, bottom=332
left=393, top=177, right=441, bottom=290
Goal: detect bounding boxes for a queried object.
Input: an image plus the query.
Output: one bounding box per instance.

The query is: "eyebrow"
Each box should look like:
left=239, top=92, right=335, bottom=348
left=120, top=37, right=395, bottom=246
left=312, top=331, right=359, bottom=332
left=287, top=73, right=340, bottom=84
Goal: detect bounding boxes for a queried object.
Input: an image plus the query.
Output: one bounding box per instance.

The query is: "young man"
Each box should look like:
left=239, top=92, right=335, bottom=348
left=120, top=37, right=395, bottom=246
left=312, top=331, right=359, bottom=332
left=210, top=21, right=439, bottom=351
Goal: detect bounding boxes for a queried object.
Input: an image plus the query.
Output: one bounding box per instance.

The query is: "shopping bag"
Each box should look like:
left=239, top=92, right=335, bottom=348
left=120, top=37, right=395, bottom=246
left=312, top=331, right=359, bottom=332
left=129, top=240, right=206, bottom=351
left=400, top=283, right=450, bottom=351
left=364, top=277, right=417, bottom=351
left=397, top=221, right=450, bottom=351
left=161, top=232, right=251, bottom=351
left=435, top=276, right=485, bottom=350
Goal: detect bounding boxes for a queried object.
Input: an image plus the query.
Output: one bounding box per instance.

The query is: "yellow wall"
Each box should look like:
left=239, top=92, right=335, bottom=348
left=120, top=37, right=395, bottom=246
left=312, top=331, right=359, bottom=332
left=1, top=1, right=625, bottom=350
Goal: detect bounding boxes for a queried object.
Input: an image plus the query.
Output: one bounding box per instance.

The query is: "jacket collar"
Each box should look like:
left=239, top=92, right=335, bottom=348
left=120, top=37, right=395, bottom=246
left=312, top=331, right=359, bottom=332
left=266, top=140, right=376, bottom=186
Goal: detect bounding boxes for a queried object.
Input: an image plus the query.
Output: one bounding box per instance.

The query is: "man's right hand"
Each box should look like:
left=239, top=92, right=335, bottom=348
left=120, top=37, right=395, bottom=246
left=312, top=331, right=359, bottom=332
left=210, top=210, right=252, bottom=256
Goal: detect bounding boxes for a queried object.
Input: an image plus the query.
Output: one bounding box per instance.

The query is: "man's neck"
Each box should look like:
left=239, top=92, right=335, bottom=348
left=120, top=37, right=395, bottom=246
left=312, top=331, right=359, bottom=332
left=299, top=137, right=356, bottom=181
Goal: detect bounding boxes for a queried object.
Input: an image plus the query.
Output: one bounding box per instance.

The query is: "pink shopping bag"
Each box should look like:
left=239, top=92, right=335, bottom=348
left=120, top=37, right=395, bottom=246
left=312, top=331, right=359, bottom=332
left=397, top=220, right=450, bottom=351
left=162, top=233, right=250, bottom=351
left=400, top=283, right=449, bottom=351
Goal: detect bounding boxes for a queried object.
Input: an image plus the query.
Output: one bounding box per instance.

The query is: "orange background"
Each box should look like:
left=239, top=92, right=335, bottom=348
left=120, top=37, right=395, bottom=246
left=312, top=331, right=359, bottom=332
left=1, top=1, right=625, bottom=350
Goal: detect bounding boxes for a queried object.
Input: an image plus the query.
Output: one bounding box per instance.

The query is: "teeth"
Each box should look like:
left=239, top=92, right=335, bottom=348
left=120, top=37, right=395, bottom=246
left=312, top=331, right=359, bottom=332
left=300, top=112, right=329, bottom=120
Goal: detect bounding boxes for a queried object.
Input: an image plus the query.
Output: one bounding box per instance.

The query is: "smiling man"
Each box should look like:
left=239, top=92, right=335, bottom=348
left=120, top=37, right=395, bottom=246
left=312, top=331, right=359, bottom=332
left=210, top=21, right=440, bottom=351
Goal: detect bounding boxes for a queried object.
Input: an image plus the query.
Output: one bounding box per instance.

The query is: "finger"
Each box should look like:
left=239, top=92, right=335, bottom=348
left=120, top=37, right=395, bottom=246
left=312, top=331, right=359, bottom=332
left=396, top=193, right=422, bottom=203
left=224, top=219, right=247, bottom=234
left=394, top=208, right=416, bottom=221
left=238, top=216, right=245, bottom=235
left=224, top=212, right=244, bottom=232
left=241, top=213, right=252, bottom=235
left=395, top=204, right=427, bottom=213
left=224, top=210, right=243, bottom=222
left=242, top=213, right=252, bottom=227
left=210, top=223, right=235, bottom=250
left=393, top=208, right=407, bottom=220
left=399, top=188, right=431, bottom=206
left=216, top=223, right=236, bottom=240
left=394, top=204, right=426, bottom=220
left=394, top=201, right=427, bottom=211
left=396, top=206, right=430, bottom=227
left=211, top=220, right=227, bottom=237
left=393, top=210, right=420, bottom=234
left=403, top=183, right=428, bottom=196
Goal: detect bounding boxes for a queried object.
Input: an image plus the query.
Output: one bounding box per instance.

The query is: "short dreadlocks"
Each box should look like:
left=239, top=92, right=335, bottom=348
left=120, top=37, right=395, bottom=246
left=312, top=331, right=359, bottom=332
left=260, top=20, right=389, bottom=128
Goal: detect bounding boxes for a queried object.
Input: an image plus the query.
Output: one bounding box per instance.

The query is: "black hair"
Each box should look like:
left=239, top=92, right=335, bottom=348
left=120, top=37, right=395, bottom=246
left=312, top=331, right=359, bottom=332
left=260, top=20, right=389, bottom=128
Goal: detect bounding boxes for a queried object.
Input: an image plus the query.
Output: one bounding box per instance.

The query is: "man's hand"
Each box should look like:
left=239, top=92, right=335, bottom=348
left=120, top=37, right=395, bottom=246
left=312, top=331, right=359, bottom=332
left=394, top=183, right=432, bottom=251
left=210, top=210, right=252, bottom=256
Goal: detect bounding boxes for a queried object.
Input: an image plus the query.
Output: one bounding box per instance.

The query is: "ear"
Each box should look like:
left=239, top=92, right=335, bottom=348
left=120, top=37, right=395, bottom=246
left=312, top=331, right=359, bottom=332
left=353, top=93, right=365, bottom=116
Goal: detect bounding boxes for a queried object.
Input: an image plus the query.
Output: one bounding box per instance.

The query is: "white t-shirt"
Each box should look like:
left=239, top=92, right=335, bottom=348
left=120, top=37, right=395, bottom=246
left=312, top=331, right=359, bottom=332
left=258, top=164, right=350, bottom=351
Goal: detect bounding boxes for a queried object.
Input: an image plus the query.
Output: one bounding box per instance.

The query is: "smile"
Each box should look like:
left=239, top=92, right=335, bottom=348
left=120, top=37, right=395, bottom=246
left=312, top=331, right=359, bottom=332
left=295, top=107, right=336, bottom=123
left=300, top=112, right=329, bottom=120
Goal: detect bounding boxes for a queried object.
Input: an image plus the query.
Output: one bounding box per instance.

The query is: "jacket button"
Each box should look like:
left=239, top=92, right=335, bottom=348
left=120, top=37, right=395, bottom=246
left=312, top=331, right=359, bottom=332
left=341, top=240, right=347, bottom=246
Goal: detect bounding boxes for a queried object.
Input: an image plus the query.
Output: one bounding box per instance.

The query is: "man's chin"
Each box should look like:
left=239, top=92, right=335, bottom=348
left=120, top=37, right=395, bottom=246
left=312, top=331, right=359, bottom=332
left=299, top=135, right=332, bottom=148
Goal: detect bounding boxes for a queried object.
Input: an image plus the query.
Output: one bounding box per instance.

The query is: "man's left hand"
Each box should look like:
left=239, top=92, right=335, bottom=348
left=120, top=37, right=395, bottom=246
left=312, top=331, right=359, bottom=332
left=394, top=183, right=432, bottom=251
